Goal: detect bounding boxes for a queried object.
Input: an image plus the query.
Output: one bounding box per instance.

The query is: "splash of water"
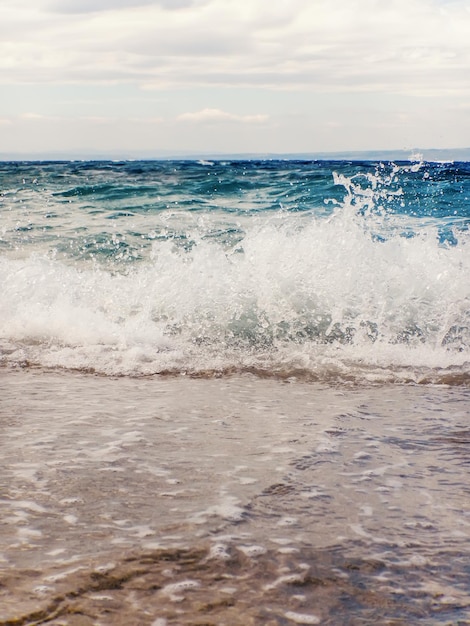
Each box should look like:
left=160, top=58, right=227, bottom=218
left=1, top=161, right=469, bottom=382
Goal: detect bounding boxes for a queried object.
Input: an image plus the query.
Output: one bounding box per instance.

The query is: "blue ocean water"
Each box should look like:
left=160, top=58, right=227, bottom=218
left=1, top=159, right=470, bottom=383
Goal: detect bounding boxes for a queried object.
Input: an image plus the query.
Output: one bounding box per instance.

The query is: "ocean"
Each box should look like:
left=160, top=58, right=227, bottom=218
left=1, top=159, right=470, bottom=624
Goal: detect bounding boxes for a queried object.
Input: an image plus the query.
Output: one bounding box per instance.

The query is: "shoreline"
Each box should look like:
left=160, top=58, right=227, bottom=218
left=1, top=370, right=470, bottom=623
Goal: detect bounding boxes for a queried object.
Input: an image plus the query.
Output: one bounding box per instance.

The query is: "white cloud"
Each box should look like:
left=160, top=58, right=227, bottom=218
left=13, top=113, right=164, bottom=125
left=20, top=112, right=49, bottom=120
left=177, top=108, right=268, bottom=124
left=46, top=0, right=199, bottom=12
left=0, top=0, right=468, bottom=96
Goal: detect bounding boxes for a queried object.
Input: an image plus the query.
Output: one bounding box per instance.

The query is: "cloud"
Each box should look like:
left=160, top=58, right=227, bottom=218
left=20, top=112, right=49, bottom=120
left=0, top=0, right=469, bottom=99
left=46, top=0, right=200, bottom=13
left=13, top=113, right=165, bottom=125
left=177, top=108, right=268, bottom=124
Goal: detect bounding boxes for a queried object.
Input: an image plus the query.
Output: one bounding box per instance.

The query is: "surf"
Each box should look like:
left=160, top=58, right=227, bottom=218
left=1, top=160, right=469, bottom=383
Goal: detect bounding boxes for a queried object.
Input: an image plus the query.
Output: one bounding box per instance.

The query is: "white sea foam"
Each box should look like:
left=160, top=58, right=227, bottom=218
left=1, top=165, right=469, bottom=383
left=208, top=543, right=231, bottom=560
left=237, top=544, right=267, bottom=557
left=284, top=611, right=321, bottom=624
left=160, top=579, right=200, bottom=601
left=264, top=571, right=309, bottom=591
left=189, top=494, right=246, bottom=524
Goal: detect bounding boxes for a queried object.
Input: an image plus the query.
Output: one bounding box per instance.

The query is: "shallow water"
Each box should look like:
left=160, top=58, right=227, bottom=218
left=1, top=370, right=470, bottom=624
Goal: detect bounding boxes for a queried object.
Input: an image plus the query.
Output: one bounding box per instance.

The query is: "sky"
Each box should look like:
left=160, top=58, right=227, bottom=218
left=1, top=0, right=469, bottom=157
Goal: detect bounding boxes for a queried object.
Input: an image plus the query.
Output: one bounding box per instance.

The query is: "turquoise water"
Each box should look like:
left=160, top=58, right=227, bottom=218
left=1, top=159, right=470, bottom=382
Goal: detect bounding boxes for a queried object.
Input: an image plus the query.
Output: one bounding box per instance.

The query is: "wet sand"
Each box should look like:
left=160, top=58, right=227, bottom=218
left=1, top=370, right=470, bottom=624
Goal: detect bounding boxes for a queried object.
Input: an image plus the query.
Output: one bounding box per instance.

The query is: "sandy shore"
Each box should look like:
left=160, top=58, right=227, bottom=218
left=1, top=370, right=470, bottom=624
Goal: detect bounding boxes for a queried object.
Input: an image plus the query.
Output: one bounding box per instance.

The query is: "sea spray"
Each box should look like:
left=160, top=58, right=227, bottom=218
left=1, top=160, right=469, bottom=381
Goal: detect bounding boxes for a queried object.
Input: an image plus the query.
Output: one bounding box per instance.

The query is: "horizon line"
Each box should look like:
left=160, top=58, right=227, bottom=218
left=1, top=147, right=470, bottom=162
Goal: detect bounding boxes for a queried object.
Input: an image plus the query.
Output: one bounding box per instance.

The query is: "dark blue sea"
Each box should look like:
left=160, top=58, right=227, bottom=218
left=1, top=160, right=470, bottom=625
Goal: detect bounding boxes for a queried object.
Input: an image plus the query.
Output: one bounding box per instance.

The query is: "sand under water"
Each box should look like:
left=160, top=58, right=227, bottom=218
left=1, top=370, right=470, bottom=625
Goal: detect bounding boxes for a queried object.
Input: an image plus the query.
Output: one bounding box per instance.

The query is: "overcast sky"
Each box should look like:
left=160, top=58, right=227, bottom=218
left=1, top=0, right=469, bottom=156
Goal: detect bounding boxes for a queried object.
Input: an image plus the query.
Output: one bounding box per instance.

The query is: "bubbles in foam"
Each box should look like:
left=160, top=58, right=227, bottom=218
left=284, top=611, right=321, bottom=624
left=33, top=585, right=53, bottom=597
left=264, top=571, right=309, bottom=591
left=160, top=579, right=200, bottom=601
left=208, top=543, right=231, bottom=560
left=237, top=545, right=267, bottom=557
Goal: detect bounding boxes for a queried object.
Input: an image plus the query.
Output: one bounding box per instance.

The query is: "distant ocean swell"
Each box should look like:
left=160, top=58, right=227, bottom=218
left=1, top=160, right=469, bottom=384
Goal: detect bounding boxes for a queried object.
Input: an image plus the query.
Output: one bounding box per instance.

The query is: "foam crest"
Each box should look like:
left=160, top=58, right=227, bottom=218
left=1, top=162, right=469, bottom=383
left=1, top=214, right=469, bottom=381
